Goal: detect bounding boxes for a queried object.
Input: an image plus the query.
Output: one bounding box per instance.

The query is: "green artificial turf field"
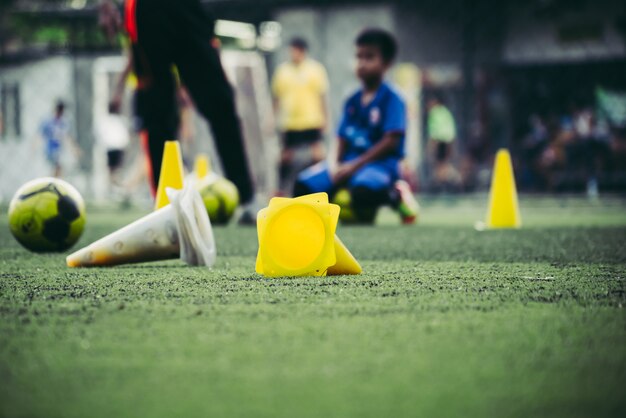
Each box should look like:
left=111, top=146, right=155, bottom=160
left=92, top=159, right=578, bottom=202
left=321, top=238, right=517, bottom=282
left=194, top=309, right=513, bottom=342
left=1, top=197, right=625, bottom=418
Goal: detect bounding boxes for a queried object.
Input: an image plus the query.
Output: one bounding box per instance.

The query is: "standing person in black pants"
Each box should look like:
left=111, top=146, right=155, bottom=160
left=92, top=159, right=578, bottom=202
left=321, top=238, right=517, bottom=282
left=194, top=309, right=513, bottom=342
left=100, top=0, right=254, bottom=206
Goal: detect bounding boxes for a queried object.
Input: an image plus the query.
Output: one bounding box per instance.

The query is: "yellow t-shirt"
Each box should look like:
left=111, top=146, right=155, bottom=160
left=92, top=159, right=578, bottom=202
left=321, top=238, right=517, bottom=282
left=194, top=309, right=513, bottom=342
left=272, top=59, right=328, bottom=132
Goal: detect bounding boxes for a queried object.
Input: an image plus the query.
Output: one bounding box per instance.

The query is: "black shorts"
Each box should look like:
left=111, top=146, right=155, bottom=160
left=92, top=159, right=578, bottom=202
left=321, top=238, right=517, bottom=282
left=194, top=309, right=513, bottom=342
left=107, top=149, right=124, bottom=169
left=284, top=129, right=322, bottom=148
left=435, top=142, right=451, bottom=162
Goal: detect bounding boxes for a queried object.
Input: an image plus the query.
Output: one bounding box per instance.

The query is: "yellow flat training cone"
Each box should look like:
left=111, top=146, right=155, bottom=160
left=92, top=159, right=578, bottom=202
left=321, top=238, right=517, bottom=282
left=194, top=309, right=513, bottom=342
left=194, top=153, right=211, bottom=180
left=328, top=235, right=362, bottom=275
left=485, top=149, right=521, bottom=229
left=255, top=193, right=361, bottom=277
left=154, top=141, right=184, bottom=210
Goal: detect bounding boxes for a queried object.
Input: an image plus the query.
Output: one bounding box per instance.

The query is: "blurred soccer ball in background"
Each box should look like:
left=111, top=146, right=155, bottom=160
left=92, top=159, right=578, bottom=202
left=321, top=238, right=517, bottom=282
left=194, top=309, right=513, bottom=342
left=196, top=176, right=240, bottom=224
left=333, top=188, right=356, bottom=223
left=332, top=188, right=377, bottom=224
left=8, top=177, right=86, bottom=252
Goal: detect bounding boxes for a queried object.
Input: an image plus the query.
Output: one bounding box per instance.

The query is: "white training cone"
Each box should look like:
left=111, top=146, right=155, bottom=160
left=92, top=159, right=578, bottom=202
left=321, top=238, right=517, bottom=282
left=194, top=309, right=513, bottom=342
left=67, top=183, right=215, bottom=268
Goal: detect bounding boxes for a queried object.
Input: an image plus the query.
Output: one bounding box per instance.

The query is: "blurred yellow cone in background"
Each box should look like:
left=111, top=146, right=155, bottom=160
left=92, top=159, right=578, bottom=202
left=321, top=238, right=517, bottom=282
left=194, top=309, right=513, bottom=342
left=255, top=193, right=361, bottom=277
left=154, top=141, right=184, bottom=210
left=194, top=153, right=211, bottom=180
left=485, top=149, right=521, bottom=229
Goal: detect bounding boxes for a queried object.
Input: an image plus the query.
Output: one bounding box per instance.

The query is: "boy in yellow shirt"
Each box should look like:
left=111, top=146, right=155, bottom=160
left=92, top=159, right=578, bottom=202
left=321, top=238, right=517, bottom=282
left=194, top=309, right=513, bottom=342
left=272, top=38, right=329, bottom=195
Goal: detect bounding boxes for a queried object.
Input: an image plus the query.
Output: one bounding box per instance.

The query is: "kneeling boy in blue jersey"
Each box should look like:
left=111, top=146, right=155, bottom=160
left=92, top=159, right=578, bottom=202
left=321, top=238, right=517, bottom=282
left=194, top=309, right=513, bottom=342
left=294, top=28, right=418, bottom=224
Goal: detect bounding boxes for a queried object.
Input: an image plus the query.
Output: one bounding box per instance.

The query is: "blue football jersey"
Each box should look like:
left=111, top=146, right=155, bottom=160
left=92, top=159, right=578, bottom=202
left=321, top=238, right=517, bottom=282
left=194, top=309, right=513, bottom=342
left=337, top=82, right=406, bottom=162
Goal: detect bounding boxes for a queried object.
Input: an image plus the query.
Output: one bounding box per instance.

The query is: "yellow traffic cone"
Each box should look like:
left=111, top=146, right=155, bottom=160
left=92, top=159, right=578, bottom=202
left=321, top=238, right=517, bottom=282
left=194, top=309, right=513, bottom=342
left=255, top=193, right=361, bottom=277
left=485, top=149, right=521, bottom=229
left=193, top=153, right=211, bottom=180
left=154, top=141, right=184, bottom=210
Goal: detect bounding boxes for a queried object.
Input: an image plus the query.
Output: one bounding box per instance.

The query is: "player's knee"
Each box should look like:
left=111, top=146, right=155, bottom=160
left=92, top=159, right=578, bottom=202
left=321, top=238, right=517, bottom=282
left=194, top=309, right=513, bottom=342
left=293, top=178, right=313, bottom=197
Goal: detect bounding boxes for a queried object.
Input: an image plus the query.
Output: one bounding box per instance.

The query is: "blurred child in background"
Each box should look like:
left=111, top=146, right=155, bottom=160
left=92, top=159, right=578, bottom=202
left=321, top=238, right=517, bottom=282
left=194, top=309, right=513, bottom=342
left=426, top=93, right=461, bottom=191
left=294, top=28, right=419, bottom=224
left=39, top=100, right=81, bottom=178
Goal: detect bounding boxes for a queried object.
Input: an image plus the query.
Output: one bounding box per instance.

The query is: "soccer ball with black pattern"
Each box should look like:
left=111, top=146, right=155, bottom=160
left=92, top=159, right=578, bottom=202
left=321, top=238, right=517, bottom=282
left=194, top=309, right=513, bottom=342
left=332, top=188, right=377, bottom=225
left=8, top=178, right=86, bottom=252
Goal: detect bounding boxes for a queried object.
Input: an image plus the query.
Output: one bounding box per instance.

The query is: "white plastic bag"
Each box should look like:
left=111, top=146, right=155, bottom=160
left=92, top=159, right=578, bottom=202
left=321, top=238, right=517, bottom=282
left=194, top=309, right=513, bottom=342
left=168, top=183, right=216, bottom=267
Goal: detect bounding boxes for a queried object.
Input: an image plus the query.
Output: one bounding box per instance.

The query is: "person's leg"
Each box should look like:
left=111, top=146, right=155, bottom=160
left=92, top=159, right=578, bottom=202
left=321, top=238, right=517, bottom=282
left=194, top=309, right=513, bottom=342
left=434, top=141, right=449, bottom=185
left=312, top=142, right=325, bottom=162
left=134, top=1, right=179, bottom=193
left=108, top=149, right=125, bottom=186
left=135, top=78, right=178, bottom=192
left=124, top=134, right=151, bottom=193
left=348, top=164, right=394, bottom=221
left=278, top=131, right=296, bottom=195
left=106, top=150, right=115, bottom=189
left=393, top=179, right=419, bottom=224
left=49, top=149, right=62, bottom=178
left=306, top=129, right=326, bottom=164
left=171, top=2, right=254, bottom=203
left=281, top=130, right=325, bottom=196
left=348, top=162, right=418, bottom=224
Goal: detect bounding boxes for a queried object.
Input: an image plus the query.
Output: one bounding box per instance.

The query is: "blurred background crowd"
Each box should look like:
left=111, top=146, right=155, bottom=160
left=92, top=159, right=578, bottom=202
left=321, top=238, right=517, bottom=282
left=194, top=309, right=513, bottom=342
left=0, top=0, right=625, bottom=204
